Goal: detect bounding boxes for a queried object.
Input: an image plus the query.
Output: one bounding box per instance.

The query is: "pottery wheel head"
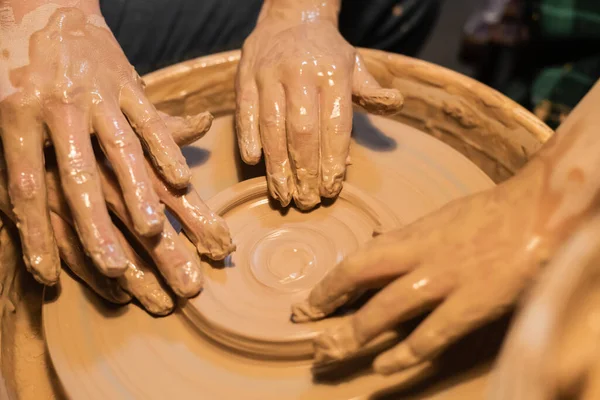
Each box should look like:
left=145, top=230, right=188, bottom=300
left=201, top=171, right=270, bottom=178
left=182, top=177, right=399, bottom=359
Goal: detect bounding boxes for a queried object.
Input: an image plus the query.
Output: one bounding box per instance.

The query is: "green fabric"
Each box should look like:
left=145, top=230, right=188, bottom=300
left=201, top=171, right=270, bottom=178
left=531, top=57, right=599, bottom=128
left=528, top=0, right=600, bottom=127
left=539, top=0, right=600, bottom=39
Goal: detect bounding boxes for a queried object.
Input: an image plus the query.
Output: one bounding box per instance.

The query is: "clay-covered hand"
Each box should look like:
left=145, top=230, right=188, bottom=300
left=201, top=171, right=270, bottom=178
left=0, top=111, right=234, bottom=315
left=291, top=163, right=560, bottom=374
left=0, top=6, right=191, bottom=285
left=293, top=78, right=600, bottom=376
left=236, top=0, right=403, bottom=210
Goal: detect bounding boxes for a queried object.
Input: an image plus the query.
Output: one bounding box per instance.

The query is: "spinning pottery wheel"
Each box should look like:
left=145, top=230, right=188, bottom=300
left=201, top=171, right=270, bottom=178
left=0, top=49, right=552, bottom=399
left=183, top=178, right=401, bottom=360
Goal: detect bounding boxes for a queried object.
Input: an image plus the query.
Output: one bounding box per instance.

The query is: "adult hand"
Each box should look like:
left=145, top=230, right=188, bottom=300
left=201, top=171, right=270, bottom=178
left=292, top=78, right=600, bottom=376
left=0, top=7, right=191, bottom=285
left=236, top=1, right=403, bottom=210
left=291, top=163, right=562, bottom=374
left=0, top=110, right=234, bottom=315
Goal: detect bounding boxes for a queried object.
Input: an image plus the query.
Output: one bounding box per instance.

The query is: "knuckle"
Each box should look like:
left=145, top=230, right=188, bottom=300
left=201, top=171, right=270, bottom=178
left=139, top=115, right=164, bottom=134
left=238, top=88, right=257, bottom=105
left=260, top=113, right=283, bottom=130
left=10, top=173, right=41, bottom=200
left=289, top=118, right=317, bottom=136
left=106, top=128, right=139, bottom=152
left=63, top=158, right=96, bottom=185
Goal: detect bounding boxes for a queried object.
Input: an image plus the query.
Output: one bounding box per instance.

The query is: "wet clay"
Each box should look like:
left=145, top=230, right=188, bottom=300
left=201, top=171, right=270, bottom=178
left=290, top=80, right=600, bottom=376
left=237, top=0, right=403, bottom=210
left=0, top=222, right=66, bottom=400
left=182, top=178, right=399, bottom=359
left=2, top=49, right=551, bottom=400
left=0, top=3, right=192, bottom=284
left=0, top=110, right=232, bottom=314
left=43, top=113, right=497, bottom=399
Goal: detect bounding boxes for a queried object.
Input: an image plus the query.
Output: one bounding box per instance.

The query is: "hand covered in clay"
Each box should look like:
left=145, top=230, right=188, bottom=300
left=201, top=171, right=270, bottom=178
left=292, top=79, right=600, bottom=374
left=0, top=110, right=234, bottom=315
left=291, top=166, right=552, bottom=373
left=236, top=0, right=403, bottom=210
left=0, top=6, right=192, bottom=285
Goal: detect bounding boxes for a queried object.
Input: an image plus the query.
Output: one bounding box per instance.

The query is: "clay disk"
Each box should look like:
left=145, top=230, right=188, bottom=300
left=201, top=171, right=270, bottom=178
left=43, top=113, right=495, bottom=400
left=182, top=178, right=400, bottom=359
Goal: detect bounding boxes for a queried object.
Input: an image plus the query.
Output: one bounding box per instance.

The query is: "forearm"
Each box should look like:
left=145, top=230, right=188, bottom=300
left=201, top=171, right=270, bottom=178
left=525, top=79, right=600, bottom=235
left=258, top=0, right=341, bottom=24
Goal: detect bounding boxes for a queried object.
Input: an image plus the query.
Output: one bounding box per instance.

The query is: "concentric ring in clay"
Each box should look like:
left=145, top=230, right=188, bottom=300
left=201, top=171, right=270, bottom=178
left=43, top=113, right=497, bottom=400
left=182, top=178, right=400, bottom=359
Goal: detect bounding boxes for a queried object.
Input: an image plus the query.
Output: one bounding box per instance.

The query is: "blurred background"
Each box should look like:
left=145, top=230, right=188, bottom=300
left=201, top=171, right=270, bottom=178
left=101, top=0, right=600, bottom=129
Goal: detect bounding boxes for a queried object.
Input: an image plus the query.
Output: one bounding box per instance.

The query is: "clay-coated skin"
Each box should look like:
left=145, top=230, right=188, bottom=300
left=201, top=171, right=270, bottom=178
left=293, top=80, right=600, bottom=375
left=490, top=213, right=600, bottom=400
left=0, top=1, right=192, bottom=285
left=0, top=110, right=234, bottom=315
left=236, top=0, right=403, bottom=210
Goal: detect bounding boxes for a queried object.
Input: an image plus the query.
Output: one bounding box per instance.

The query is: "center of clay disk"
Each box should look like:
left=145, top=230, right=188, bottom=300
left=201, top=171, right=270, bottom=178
left=250, top=227, right=330, bottom=291
left=267, top=244, right=315, bottom=283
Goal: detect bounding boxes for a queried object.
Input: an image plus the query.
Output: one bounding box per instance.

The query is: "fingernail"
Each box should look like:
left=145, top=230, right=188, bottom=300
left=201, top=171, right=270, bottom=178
left=313, top=320, right=360, bottom=364
left=93, top=244, right=128, bottom=278
left=291, top=299, right=326, bottom=322
left=26, top=249, right=61, bottom=285
left=135, top=203, right=165, bottom=237
left=162, top=162, right=192, bottom=190
left=241, top=143, right=262, bottom=165
left=203, top=241, right=236, bottom=261
left=373, top=344, right=419, bottom=375
left=356, top=88, right=404, bottom=115
left=320, top=163, right=345, bottom=198
left=141, top=288, right=175, bottom=316
left=268, top=172, right=293, bottom=207
left=201, top=216, right=236, bottom=261
left=189, top=214, right=235, bottom=260
left=173, top=260, right=204, bottom=297
left=293, top=181, right=320, bottom=211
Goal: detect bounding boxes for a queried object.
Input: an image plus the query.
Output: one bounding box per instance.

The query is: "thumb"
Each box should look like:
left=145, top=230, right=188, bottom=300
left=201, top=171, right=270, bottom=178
left=352, top=54, right=403, bottom=115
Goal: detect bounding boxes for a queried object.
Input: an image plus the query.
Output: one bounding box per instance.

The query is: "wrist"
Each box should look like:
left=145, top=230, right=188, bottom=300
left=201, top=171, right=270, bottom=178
left=258, top=0, right=340, bottom=25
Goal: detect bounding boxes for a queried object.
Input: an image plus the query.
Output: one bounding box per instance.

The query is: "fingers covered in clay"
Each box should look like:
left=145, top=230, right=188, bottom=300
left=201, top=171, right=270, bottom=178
left=237, top=14, right=404, bottom=209
left=120, top=80, right=191, bottom=189
left=352, top=54, right=404, bottom=115
left=30, top=164, right=174, bottom=314
left=158, top=111, right=214, bottom=147
left=155, top=183, right=234, bottom=261
left=44, top=108, right=226, bottom=301
left=113, top=227, right=175, bottom=316
left=50, top=212, right=131, bottom=304
left=258, top=79, right=294, bottom=206
left=372, top=284, right=516, bottom=375
left=0, top=106, right=60, bottom=285
left=319, top=81, right=353, bottom=198
left=45, top=103, right=128, bottom=277
left=291, top=150, right=600, bottom=374
left=291, top=232, right=421, bottom=321
left=235, top=61, right=262, bottom=164
left=93, top=100, right=164, bottom=237
left=97, top=162, right=204, bottom=298
left=0, top=5, right=220, bottom=310
left=285, top=84, right=321, bottom=209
